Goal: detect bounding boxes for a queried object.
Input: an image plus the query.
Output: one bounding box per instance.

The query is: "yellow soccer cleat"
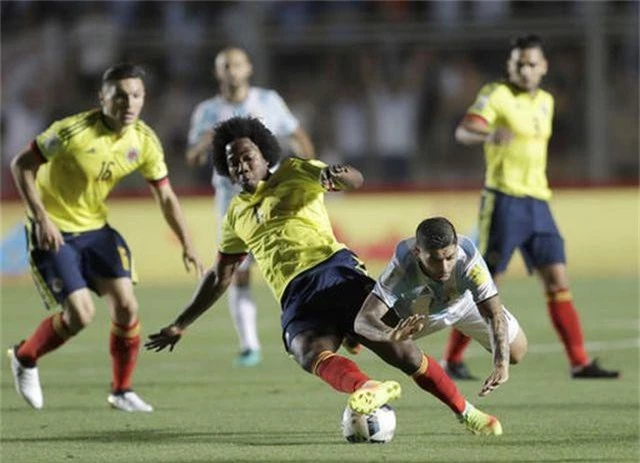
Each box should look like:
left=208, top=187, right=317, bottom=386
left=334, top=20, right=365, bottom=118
left=348, top=380, right=401, bottom=415
left=458, top=404, right=503, bottom=436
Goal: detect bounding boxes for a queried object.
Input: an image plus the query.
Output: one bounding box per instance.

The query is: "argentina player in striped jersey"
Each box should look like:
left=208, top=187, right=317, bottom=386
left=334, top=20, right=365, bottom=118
left=355, top=217, right=528, bottom=399
left=186, top=46, right=315, bottom=367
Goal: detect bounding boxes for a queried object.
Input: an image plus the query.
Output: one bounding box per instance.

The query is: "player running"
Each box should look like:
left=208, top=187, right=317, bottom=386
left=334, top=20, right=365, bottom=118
left=355, top=216, right=528, bottom=400
left=8, top=63, right=203, bottom=412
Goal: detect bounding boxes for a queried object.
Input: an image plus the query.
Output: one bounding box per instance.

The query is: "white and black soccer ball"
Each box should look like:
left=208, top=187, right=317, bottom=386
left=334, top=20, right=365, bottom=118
left=341, top=404, right=397, bottom=443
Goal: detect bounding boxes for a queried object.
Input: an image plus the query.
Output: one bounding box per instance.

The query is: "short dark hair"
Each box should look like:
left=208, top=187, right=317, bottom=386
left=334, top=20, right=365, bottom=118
left=510, top=34, right=544, bottom=52
left=212, top=116, right=281, bottom=177
left=415, top=217, right=457, bottom=250
left=102, top=63, right=146, bottom=83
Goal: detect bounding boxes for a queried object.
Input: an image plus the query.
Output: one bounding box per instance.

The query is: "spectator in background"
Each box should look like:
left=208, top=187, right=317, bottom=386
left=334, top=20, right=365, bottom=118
left=331, top=55, right=371, bottom=174
left=443, top=34, right=619, bottom=380
left=71, top=3, right=121, bottom=94
left=366, top=51, right=421, bottom=184
left=7, top=63, right=203, bottom=413
left=185, top=46, right=315, bottom=367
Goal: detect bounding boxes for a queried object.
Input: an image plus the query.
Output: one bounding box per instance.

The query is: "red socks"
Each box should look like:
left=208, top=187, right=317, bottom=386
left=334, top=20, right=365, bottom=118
left=442, top=329, right=472, bottom=363
left=110, top=320, right=141, bottom=392
left=17, top=312, right=71, bottom=366
left=314, top=352, right=370, bottom=393
left=314, top=351, right=466, bottom=415
left=547, top=289, right=589, bottom=367
left=412, top=355, right=466, bottom=414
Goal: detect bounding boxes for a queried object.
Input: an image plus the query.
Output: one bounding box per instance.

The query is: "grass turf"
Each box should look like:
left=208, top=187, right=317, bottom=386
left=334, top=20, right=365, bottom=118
left=1, top=277, right=638, bottom=462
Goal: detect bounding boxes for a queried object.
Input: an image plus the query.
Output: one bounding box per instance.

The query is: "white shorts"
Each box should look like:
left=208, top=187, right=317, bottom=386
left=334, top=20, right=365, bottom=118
left=415, top=300, right=521, bottom=353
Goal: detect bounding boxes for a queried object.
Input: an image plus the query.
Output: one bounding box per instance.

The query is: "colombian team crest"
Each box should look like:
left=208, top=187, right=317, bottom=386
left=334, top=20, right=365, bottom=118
left=126, top=148, right=140, bottom=162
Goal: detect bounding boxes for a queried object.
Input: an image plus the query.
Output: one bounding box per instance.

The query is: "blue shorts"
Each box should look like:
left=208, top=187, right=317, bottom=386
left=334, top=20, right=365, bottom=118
left=477, top=189, right=565, bottom=274
left=27, top=221, right=135, bottom=309
left=280, top=249, right=374, bottom=352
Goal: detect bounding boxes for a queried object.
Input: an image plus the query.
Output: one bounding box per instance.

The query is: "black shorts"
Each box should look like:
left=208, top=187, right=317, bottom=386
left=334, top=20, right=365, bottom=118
left=27, top=221, right=135, bottom=309
left=280, top=249, right=374, bottom=352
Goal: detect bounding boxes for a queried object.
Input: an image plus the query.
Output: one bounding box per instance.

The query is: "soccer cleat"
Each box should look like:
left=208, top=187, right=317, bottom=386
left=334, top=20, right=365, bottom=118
left=233, top=349, right=262, bottom=367
left=458, top=404, right=503, bottom=436
left=107, top=391, right=153, bottom=412
left=7, top=345, right=43, bottom=409
left=440, top=360, right=478, bottom=381
left=571, top=359, right=620, bottom=379
left=348, top=380, right=401, bottom=415
left=342, top=336, right=362, bottom=355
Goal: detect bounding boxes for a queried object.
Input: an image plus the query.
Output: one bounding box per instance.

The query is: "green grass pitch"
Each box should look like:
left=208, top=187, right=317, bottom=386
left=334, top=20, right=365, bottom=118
left=1, top=277, right=638, bottom=462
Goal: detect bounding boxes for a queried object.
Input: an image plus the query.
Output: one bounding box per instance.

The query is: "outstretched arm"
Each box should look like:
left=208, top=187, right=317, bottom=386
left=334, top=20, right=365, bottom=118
left=455, top=115, right=513, bottom=146
left=320, top=164, right=364, bottom=191
left=145, top=254, right=243, bottom=352
left=11, top=145, right=64, bottom=252
left=354, top=293, right=425, bottom=343
left=150, top=180, right=204, bottom=277
left=476, top=295, right=510, bottom=397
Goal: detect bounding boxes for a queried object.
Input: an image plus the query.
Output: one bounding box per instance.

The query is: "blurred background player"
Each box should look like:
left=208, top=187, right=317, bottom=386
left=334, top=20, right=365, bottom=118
left=355, top=216, right=528, bottom=397
left=186, top=46, right=315, bottom=367
left=442, top=34, right=619, bottom=380
left=146, top=116, right=503, bottom=436
left=7, top=63, right=203, bottom=412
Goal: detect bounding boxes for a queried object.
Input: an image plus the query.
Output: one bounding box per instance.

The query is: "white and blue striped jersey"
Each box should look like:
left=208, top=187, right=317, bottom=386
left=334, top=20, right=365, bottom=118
left=373, top=235, right=498, bottom=318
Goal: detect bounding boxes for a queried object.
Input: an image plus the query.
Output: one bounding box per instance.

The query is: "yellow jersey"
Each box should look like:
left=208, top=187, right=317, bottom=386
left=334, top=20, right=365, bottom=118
left=466, top=81, right=554, bottom=200
left=34, top=109, right=168, bottom=232
left=219, top=157, right=347, bottom=302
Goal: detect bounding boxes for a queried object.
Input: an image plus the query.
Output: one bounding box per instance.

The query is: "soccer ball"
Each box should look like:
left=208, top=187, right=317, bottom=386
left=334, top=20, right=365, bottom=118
left=341, top=404, right=397, bottom=443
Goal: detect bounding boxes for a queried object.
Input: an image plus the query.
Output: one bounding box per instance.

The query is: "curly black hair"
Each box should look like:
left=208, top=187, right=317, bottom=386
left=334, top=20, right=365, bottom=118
left=416, top=217, right=458, bottom=251
left=212, top=116, right=281, bottom=177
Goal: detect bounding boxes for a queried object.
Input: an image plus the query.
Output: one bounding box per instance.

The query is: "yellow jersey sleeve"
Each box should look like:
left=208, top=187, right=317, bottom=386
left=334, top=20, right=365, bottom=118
left=467, top=83, right=502, bottom=125
left=135, top=122, right=168, bottom=182
left=35, top=122, right=64, bottom=161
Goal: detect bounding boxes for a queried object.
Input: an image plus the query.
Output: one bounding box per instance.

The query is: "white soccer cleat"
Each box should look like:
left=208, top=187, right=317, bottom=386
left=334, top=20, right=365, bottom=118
left=7, top=346, right=44, bottom=410
left=107, top=391, right=154, bottom=412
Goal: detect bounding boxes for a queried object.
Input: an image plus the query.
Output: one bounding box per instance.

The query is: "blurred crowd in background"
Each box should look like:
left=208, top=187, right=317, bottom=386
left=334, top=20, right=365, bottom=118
left=1, top=0, right=638, bottom=195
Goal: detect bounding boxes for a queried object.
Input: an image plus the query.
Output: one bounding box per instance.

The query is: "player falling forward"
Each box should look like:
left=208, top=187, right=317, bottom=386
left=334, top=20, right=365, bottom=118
left=442, top=34, right=619, bottom=380
left=146, top=116, right=502, bottom=436
left=355, top=217, right=527, bottom=400
left=8, top=63, right=203, bottom=412
left=186, top=46, right=315, bottom=367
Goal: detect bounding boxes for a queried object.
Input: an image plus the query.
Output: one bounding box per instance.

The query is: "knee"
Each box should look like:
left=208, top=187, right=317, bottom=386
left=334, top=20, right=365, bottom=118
left=288, top=339, right=319, bottom=373
left=293, top=349, right=318, bottom=373
left=402, top=348, right=425, bottom=375
left=64, top=301, right=96, bottom=335
left=384, top=343, right=424, bottom=375
left=509, top=331, right=528, bottom=365
left=113, top=297, right=140, bottom=324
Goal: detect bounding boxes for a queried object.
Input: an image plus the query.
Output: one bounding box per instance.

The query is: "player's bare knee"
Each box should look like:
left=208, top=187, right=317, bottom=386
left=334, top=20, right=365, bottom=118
left=509, top=329, right=528, bottom=364
left=63, top=301, right=96, bottom=334
left=392, top=343, right=423, bottom=375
